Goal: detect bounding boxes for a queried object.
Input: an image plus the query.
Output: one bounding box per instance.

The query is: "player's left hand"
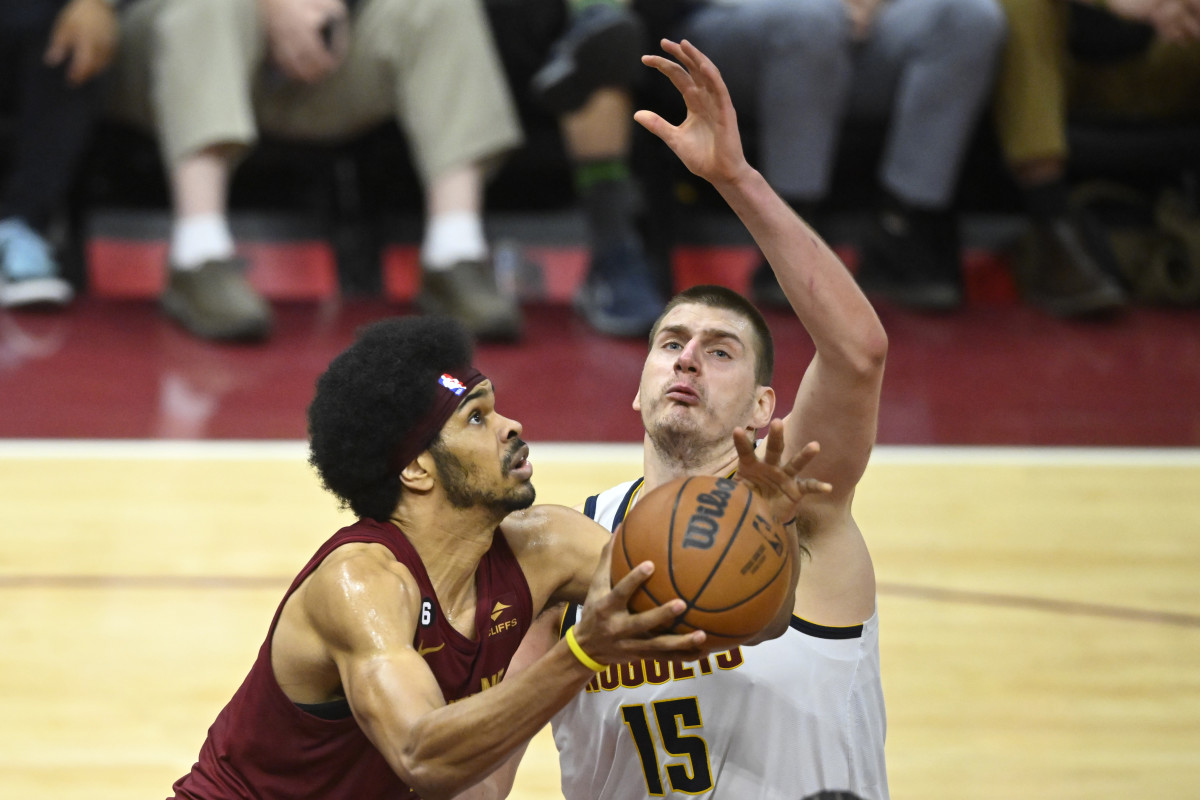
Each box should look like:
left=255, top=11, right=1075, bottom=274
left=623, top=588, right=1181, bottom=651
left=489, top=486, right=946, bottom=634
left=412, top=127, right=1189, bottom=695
left=732, top=420, right=831, bottom=527
left=635, top=39, right=751, bottom=188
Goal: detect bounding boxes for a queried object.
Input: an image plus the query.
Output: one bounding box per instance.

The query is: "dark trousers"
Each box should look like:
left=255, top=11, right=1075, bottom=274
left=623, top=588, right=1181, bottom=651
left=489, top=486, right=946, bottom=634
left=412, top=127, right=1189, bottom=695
left=1, top=0, right=104, bottom=230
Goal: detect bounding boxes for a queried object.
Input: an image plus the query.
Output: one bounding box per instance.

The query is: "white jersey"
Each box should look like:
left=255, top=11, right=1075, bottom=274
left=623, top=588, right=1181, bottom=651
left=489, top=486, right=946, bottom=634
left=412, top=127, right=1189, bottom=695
left=552, top=479, right=889, bottom=800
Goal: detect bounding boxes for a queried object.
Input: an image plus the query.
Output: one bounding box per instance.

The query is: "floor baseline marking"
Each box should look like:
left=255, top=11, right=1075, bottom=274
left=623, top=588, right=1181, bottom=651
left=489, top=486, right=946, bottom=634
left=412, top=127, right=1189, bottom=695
left=4, top=574, right=1196, bottom=629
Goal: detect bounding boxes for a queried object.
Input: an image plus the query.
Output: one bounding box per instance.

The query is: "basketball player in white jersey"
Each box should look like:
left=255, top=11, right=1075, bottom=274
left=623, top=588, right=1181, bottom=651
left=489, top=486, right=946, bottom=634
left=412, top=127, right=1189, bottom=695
left=469, top=39, right=890, bottom=800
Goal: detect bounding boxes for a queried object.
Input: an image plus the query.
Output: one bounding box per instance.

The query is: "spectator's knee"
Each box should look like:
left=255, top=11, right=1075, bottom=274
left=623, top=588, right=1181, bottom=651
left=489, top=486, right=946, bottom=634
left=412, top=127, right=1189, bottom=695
left=366, top=0, right=477, bottom=35
left=152, top=0, right=258, bottom=50
left=937, top=0, right=1008, bottom=54
left=993, top=0, right=1039, bottom=20
left=754, top=0, right=847, bottom=60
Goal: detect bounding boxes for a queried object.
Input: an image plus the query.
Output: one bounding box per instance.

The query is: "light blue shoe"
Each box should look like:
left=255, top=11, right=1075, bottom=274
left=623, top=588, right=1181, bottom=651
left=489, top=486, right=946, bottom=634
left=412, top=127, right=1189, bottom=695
left=0, top=218, right=74, bottom=308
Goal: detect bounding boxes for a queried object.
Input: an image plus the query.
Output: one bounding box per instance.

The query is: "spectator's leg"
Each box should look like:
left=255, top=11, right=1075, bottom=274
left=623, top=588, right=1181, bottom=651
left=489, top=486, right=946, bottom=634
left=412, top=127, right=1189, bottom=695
left=0, top=1, right=89, bottom=308
left=565, top=87, right=665, bottom=337
left=1069, top=37, right=1200, bottom=123
left=679, top=0, right=850, bottom=206
left=107, top=0, right=272, bottom=340
left=992, top=0, right=1068, bottom=175
left=485, top=0, right=660, bottom=336
left=531, top=0, right=644, bottom=116
left=992, top=0, right=1127, bottom=317
left=1, top=18, right=101, bottom=231
left=292, top=0, right=523, bottom=340
left=850, top=0, right=1007, bottom=311
left=677, top=0, right=850, bottom=308
left=862, top=0, right=1006, bottom=209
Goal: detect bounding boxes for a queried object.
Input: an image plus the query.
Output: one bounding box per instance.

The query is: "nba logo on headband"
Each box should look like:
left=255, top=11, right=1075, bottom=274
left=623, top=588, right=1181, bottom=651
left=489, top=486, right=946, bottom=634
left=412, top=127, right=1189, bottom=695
left=389, top=367, right=487, bottom=473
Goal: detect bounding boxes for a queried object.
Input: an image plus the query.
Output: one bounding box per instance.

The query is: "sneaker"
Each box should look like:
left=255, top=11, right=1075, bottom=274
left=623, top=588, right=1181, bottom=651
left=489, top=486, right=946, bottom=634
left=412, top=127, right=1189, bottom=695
left=531, top=4, right=645, bottom=115
left=575, top=240, right=664, bottom=338
left=0, top=218, right=74, bottom=309
left=856, top=207, right=964, bottom=312
left=1019, top=210, right=1128, bottom=318
left=416, top=259, right=522, bottom=342
left=161, top=257, right=273, bottom=341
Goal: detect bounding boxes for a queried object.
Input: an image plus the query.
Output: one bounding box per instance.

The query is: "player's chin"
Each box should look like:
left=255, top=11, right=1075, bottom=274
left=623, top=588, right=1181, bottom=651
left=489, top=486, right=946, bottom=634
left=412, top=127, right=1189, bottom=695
left=504, top=482, right=536, bottom=512
left=653, top=410, right=702, bottom=434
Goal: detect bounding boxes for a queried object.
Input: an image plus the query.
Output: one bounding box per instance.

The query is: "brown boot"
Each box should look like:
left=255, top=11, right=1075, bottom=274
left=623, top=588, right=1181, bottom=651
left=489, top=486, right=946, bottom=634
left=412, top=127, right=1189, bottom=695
left=161, top=258, right=272, bottom=341
left=1020, top=211, right=1127, bottom=318
left=416, top=260, right=522, bottom=342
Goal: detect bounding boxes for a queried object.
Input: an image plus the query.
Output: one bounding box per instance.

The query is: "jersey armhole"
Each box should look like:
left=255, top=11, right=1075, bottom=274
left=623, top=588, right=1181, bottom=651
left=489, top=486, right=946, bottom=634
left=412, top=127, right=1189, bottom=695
left=558, top=602, right=579, bottom=639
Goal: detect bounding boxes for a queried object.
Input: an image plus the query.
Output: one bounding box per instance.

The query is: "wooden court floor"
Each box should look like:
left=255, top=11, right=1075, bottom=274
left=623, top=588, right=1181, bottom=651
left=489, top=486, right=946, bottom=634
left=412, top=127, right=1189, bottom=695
left=1, top=442, right=1198, bottom=799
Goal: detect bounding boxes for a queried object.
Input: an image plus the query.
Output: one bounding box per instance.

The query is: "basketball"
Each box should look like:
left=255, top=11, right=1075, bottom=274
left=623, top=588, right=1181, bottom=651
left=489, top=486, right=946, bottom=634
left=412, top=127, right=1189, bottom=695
left=611, top=475, right=792, bottom=649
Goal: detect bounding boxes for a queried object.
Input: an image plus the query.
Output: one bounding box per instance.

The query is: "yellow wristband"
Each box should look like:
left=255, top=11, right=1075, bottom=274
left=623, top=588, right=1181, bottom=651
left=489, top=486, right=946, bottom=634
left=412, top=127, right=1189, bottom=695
left=565, top=627, right=606, bottom=672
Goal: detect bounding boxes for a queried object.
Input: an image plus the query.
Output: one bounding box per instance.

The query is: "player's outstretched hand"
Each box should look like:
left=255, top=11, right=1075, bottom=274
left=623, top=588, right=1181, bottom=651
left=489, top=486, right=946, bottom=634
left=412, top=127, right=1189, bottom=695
left=733, top=420, right=832, bottom=527
left=571, top=539, right=710, bottom=667
left=634, top=39, right=750, bottom=188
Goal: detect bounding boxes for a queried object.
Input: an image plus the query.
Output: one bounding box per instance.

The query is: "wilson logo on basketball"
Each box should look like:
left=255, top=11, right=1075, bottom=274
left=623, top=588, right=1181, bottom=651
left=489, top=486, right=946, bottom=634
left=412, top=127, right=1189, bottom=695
left=682, top=477, right=738, bottom=550
left=614, top=474, right=789, bottom=649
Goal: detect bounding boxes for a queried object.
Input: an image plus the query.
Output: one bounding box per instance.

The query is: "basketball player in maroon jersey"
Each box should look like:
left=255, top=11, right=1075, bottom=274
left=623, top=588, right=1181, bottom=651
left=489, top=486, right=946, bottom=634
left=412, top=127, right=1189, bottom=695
left=168, top=314, right=822, bottom=800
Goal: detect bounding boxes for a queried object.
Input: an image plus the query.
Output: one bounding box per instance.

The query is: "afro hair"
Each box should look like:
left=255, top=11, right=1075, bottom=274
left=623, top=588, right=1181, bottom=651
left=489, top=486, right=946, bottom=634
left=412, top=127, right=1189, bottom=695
left=307, top=315, right=474, bottom=521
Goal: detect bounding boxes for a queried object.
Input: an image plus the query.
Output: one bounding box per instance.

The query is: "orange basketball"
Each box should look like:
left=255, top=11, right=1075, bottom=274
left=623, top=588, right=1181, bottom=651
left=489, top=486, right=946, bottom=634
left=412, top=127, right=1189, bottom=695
left=611, top=475, right=792, bottom=649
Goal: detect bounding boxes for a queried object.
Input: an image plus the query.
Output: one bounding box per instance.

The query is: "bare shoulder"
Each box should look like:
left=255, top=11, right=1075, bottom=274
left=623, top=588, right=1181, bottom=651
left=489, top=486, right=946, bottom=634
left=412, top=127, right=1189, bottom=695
left=273, top=541, right=424, bottom=702
left=300, top=542, right=423, bottom=647
left=500, top=505, right=600, bottom=556
left=500, top=505, right=608, bottom=609
left=312, top=540, right=415, bottom=587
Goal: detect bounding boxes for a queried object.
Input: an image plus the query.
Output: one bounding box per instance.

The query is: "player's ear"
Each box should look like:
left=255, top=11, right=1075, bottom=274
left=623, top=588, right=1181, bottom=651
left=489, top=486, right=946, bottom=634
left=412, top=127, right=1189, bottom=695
left=400, top=452, right=436, bottom=492
left=751, top=385, right=775, bottom=430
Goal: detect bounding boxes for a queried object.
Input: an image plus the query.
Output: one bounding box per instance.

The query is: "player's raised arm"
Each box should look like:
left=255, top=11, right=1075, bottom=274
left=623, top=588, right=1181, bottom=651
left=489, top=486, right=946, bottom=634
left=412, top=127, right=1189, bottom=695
left=638, top=39, right=887, bottom=499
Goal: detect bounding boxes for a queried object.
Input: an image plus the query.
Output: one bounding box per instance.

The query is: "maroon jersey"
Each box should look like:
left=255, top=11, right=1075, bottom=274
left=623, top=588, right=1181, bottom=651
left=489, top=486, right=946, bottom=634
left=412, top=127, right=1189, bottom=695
left=171, top=517, right=533, bottom=800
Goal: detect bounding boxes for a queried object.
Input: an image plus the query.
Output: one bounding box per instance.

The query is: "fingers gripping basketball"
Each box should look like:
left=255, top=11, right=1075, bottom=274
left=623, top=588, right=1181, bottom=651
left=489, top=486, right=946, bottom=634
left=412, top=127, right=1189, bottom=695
left=611, top=476, right=791, bottom=648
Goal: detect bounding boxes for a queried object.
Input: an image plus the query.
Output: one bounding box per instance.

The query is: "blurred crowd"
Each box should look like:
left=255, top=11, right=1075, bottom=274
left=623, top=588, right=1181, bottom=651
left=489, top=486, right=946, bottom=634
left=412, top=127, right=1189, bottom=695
left=2, top=0, right=1199, bottom=343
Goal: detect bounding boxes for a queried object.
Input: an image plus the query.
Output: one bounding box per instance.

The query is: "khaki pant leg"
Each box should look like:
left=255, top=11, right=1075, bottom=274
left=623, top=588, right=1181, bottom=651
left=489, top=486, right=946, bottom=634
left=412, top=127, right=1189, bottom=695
left=1070, top=39, right=1200, bottom=122
left=255, top=0, right=523, bottom=186
left=991, top=0, right=1070, bottom=165
left=108, top=0, right=265, bottom=166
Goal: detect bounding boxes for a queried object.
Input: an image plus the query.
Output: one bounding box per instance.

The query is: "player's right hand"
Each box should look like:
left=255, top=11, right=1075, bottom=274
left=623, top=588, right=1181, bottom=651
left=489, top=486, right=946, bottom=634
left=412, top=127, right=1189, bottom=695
left=572, top=539, right=710, bottom=667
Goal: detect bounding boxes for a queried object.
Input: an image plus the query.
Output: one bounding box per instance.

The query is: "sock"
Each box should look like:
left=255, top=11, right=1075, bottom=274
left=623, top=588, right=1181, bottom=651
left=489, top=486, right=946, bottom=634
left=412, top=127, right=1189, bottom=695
left=568, top=0, right=622, bottom=17
left=1022, top=179, right=1071, bottom=222
left=421, top=211, right=488, bottom=271
left=576, top=159, right=639, bottom=254
left=170, top=214, right=235, bottom=271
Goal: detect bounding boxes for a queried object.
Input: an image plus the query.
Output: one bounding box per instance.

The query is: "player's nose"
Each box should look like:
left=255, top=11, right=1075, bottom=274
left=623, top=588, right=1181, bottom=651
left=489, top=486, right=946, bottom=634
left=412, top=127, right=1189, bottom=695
left=498, top=413, right=523, bottom=441
left=675, top=339, right=701, bottom=372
